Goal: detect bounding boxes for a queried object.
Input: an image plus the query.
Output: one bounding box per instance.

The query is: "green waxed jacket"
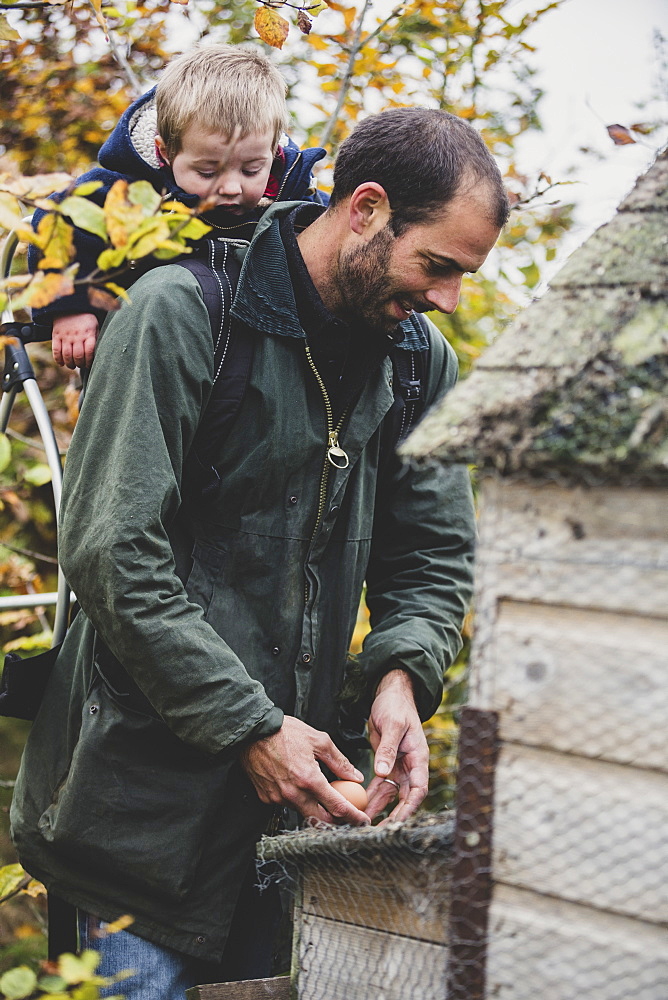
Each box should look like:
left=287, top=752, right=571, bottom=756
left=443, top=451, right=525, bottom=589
left=11, top=205, right=476, bottom=960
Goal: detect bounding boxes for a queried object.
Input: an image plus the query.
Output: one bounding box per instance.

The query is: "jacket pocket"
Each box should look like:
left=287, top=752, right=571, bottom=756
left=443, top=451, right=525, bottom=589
left=37, top=673, right=232, bottom=904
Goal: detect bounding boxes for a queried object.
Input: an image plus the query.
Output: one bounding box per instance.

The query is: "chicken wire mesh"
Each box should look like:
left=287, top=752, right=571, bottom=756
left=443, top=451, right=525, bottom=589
left=255, top=475, right=668, bottom=1000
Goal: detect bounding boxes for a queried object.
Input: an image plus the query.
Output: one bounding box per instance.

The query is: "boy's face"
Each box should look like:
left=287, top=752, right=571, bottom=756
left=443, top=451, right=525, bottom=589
left=158, top=123, right=276, bottom=213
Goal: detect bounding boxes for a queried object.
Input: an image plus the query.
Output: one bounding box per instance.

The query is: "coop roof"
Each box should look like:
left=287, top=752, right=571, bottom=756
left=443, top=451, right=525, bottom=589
left=403, top=147, right=668, bottom=484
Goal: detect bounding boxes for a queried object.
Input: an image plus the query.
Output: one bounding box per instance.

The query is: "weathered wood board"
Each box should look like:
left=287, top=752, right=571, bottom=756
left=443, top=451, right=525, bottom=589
left=295, top=911, right=448, bottom=1000
left=470, top=481, right=668, bottom=708
left=185, top=977, right=290, bottom=999
left=476, top=599, right=668, bottom=771
left=492, top=743, right=668, bottom=924
left=486, top=884, right=668, bottom=1000
left=301, top=860, right=450, bottom=944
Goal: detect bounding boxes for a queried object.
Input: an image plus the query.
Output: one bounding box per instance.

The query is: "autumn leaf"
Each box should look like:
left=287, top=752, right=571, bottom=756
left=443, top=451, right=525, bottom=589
left=58, top=195, right=107, bottom=240
left=297, top=9, right=312, bottom=33
left=88, top=287, right=122, bottom=311
left=73, top=180, right=104, bottom=197
left=103, top=281, right=131, bottom=302
left=254, top=6, right=290, bottom=48
left=35, top=212, right=75, bottom=269
left=126, top=216, right=171, bottom=258
left=171, top=216, right=211, bottom=241
left=606, top=124, right=636, bottom=146
left=0, top=172, right=73, bottom=199
left=88, top=0, right=109, bottom=36
left=128, top=179, right=161, bottom=214
left=0, top=13, right=21, bottom=42
left=0, top=863, right=27, bottom=902
left=0, top=192, right=23, bottom=234
left=104, top=179, right=145, bottom=248
left=12, top=268, right=76, bottom=311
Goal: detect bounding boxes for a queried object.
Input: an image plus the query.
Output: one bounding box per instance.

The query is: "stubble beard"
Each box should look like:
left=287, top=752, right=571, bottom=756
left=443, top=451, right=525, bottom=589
left=334, top=225, right=400, bottom=333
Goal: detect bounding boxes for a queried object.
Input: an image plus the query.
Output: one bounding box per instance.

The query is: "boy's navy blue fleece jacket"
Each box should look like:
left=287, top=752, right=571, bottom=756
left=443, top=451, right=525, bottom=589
left=28, top=86, right=328, bottom=324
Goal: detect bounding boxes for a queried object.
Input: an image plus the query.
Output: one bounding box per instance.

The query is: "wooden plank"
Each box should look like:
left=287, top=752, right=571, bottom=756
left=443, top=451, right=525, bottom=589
left=486, top=883, right=668, bottom=1000
left=185, top=976, right=290, bottom=999
left=492, top=744, right=668, bottom=924
left=301, top=856, right=450, bottom=944
left=478, top=600, right=668, bottom=771
left=474, top=482, right=668, bottom=621
left=296, top=912, right=448, bottom=1000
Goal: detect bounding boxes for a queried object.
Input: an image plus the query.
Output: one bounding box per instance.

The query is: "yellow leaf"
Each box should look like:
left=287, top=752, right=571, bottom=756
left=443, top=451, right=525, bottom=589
left=97, top=246, right=128, bottom=271
left=13, top=269, right=75, bottom=311
left=36, top=213, right=75, bottom=269
left=0, top=192, right=23, bottom=233
left=309, top=0, right=328, bottom=13
left=0, top=863, right=27, bottom=901
left=1, top=172, right=73, bottom=199
left=88, top=0, right=109, bottom=35
left=104, top=914, right=134, bottom=934
left=23, top=879, right=47, bottom=899
left=254, top=7, right=290, bottom=49
left=103, top=282, right=131, bottom=303
left=104, top=180, right=144, bottom=248
left=126, top=216, right=171, bottom=258
left=0, top=13, right=21, bottom=41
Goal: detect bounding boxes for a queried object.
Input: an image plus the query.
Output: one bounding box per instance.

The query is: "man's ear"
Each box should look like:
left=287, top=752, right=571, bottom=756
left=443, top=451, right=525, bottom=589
left=155, top=135, right=171, bottom=167
left=348, top=182, right=392, bottom=237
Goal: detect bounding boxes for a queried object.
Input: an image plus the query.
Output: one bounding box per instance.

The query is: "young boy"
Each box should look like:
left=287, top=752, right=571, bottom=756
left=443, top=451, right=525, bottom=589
left=29, top=45, right=327, bottom=369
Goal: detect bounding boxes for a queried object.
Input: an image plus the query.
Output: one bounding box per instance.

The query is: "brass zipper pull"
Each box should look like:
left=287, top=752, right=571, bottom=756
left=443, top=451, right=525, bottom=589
left=327, top=431, right=349, bottom=469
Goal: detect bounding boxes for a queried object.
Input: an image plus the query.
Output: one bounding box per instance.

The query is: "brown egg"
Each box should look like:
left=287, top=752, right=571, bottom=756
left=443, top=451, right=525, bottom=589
left=330, top=779, right=368, bottom=811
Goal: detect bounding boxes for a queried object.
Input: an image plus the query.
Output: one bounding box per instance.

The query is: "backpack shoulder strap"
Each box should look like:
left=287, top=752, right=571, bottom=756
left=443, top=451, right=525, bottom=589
left=174, top=239, right=253, bottom=496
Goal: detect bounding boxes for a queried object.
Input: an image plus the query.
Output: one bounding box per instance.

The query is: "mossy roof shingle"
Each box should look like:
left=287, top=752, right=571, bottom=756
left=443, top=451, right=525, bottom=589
left=403, top=148, right=668, bottom=484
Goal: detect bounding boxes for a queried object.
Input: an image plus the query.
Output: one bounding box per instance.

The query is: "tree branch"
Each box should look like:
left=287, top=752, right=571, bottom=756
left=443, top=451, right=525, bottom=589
left=318, top=0, right=404, bottom=151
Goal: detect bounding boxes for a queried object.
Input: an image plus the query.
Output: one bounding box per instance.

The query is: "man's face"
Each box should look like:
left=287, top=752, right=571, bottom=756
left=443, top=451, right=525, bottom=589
left=336, top=191, right=501, bottom=333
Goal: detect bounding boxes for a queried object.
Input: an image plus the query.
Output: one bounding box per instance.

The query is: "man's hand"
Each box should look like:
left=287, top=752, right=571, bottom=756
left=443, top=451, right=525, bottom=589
left=365, top=668, right=429, bottom=823
left=240, top=715, right=369, bottom=826
left=52, top=313, right=99, bottom=369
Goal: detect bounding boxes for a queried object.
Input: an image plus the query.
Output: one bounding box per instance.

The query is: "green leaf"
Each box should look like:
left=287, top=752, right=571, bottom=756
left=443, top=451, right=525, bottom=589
left=128, top=180, right=161, bottom=215
left=0, top=863, right=26, bottom=899
left=0, top=966, right=38, bottom=1000
left=518, top=260, right=540, bottom=289
left=23, top=462, right=52, bottom=486
left=59, top=951, right=98, bottom=985
left=0, top=432, right=11, bottom=474
left=59, top=196, right=108, bottom=241
left=37, top=975, right=68, bottom=994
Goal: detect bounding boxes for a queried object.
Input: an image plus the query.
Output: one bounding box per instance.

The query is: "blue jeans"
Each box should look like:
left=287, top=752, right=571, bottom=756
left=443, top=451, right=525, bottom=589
left=78, top=867, right=284, bottom=1000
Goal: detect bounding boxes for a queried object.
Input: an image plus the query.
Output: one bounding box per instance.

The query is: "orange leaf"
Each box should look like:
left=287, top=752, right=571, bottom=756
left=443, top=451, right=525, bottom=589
left=17, top=270, right=75, bottom=311
left=104, top=180, right=144, bottom=248
left=606, top=124, right=636, bottom=146
left=88, top=286, right=122, bottom=311
left=254, top=7, right=290, bottom=48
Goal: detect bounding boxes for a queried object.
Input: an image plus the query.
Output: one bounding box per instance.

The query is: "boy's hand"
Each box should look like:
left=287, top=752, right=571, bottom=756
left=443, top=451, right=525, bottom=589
left=52, top=313, right=99, bottom=369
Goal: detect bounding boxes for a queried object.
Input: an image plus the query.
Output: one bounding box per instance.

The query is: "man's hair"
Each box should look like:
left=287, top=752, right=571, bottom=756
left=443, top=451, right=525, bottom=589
left=156, top=44, right=289, bottom=159
left=330, top=108, right=510, bottom=233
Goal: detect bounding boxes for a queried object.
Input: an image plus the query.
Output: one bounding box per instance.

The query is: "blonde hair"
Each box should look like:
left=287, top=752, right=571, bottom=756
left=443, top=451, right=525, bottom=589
left=156, top=44, right=289, bottom=159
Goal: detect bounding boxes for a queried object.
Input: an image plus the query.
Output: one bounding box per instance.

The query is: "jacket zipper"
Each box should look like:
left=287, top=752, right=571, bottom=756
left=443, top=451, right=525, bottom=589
left=304, top=343, right=350, bottom=602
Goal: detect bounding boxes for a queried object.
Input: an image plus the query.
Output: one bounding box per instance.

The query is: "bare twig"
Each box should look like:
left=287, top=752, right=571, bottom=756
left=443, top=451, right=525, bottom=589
left=105, top=24, right=144, bottom=98
left=318, top=0, right=405, bottom=151
left=0, top=539, right=59, bottom=566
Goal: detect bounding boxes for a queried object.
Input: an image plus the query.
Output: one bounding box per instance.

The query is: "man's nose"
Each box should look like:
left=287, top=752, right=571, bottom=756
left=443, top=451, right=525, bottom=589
left=425, top=275, right=463, bottom=315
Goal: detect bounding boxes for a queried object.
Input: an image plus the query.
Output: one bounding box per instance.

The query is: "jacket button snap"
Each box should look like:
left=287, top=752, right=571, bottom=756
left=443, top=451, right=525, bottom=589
left=301, top=653, right=312, bottom=664
left=195, top=935, right=206, bottom=944
left=89, top=704, right=99, bottom=715
left=289, top=495, right=298, bottom=505
left=271, top=646, right=280, bottom=656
